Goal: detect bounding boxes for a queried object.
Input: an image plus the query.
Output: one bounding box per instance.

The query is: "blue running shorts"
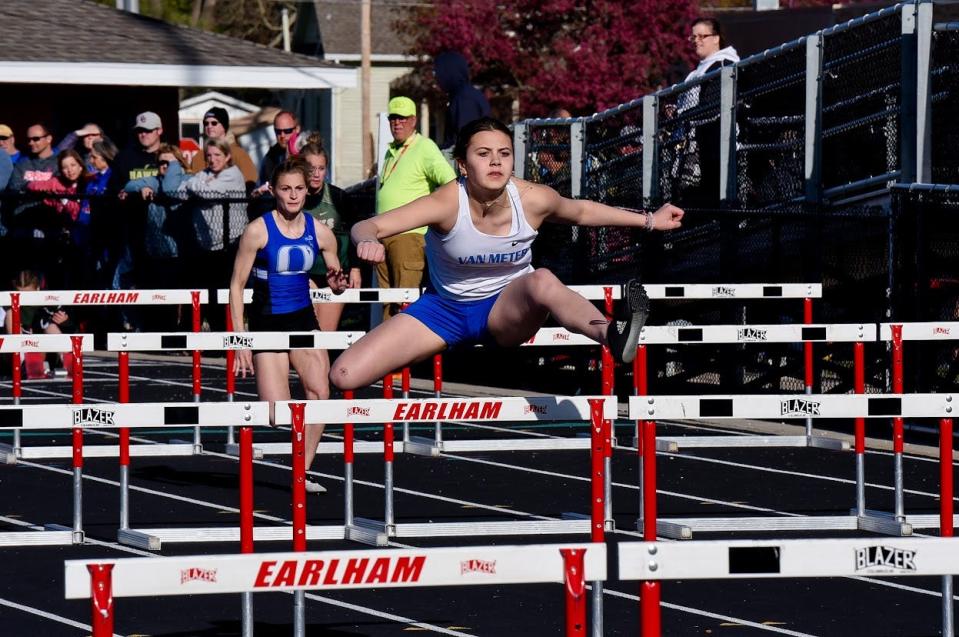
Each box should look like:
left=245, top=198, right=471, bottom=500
left=401, top=291, right=501, bottom=348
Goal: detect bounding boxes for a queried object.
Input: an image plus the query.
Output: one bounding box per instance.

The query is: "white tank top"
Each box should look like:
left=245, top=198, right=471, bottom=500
left=425, top=178, right=538, bottom=300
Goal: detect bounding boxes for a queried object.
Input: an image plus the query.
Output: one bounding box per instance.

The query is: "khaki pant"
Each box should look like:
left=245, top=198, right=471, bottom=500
left=375, top=233, right=425, bottom=320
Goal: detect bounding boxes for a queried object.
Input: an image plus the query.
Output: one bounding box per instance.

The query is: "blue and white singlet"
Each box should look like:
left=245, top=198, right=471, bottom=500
left=251, top=212, right=320, bottom=315
left=425, top=178, right=538, bottom=300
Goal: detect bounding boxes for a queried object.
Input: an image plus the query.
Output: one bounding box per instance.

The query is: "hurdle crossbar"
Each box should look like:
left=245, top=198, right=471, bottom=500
left=0, top=289, right=208, bottom=306
left=629, top=393, right=955, bottom=420
left=879, top=321, right=959, bottom=340
left=275, top=396, right=618, bottom=425
left=0, top=402, right=268, bottom=430
left=641, top=283, right=821, bottom=299
left=619, top=537, right=959, bottom=580
left=0, top=334, right=94, bottom=352
left=66, top=543, right=604, bottom=637
left=0, top=401, right=269, bottom=549
left=107, top=331, right=362, bottom=351
left=275, top=397, right=615, bottom=543
left=637, top=322, right=874, bottom=344
left=215, top=287, right=422, bottom=305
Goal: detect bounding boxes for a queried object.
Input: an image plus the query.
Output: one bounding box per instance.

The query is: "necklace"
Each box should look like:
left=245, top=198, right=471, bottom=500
left=469, top=184, right=507, bottom=212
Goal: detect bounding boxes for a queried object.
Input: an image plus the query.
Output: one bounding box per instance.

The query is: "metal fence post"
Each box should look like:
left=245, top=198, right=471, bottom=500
left=915, top=0, right=933, bottom=183
left=719, top=65, right=738, bottom=203
left=514, top=123, right=527, bottom=181
left=804, top=33, right=823, bottom=204
left=570, top=120, right=584, bottom=199
left=642, top=95, right=659, bottom=203
left=900, top=3, right=918, bottom=183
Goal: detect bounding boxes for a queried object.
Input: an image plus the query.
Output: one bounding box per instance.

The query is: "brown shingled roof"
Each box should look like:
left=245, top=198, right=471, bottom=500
left=0, top=0, right=346, bottom=69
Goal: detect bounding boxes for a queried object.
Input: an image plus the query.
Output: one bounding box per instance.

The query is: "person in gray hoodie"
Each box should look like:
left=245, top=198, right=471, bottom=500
left=433, top=51, right=491, bottom=150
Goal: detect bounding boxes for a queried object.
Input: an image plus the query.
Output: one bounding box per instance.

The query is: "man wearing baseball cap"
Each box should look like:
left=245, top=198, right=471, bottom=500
left=190, top=106, right=257, bottom=191
left=375, top=96, right=456, bottom=319
left=109, top=111, right=163, bottom=193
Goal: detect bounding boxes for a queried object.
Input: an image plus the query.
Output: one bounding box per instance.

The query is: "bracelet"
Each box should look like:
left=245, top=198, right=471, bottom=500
left=357, top=239, right=379, bottom=244
left=644, top=211, right=656, bottom=233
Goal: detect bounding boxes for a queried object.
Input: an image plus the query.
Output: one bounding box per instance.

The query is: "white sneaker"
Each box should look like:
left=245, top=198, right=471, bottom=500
left=305, top=479, right=327, bottom=494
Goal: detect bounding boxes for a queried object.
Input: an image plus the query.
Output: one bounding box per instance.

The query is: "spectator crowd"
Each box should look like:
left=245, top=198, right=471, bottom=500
left=0, top=108, right=373, bottom=336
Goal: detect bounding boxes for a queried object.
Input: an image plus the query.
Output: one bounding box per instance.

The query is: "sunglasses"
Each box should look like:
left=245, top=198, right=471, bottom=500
left=0, top=136, right=9, bottom=141
left=27, top=135, right=50, bottom=142
left=388, top=115, right=412, bottom=121
left=203, top=120, right=221, bottom=127
left=274, top=127, right=296, bottom=135
left=158, top=160, right=170, bottom=167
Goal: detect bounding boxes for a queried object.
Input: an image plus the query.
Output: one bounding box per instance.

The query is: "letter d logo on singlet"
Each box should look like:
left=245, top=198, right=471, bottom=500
left=276, top=245, right=316, bottom=273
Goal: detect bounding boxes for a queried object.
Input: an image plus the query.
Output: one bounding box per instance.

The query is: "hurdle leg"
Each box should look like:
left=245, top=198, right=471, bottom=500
left=433, top=354, right=443, bottom=448
left=290, top=403, right=307, bottom=637
left=240, top=424, right=255, bottom=637
left=941, top=417, right=954, bottom=636
left=853, top=342, right=866, bottom=516
left=401, top=367, right=411, bottom=442
left=561, top=548, right=587, bottom=637
left=192, top=291, right=203, bottom=454
left=601, top=338, right=615, bottom=531
left=87, top=564, right=115, bottom=637
left=641, top=417, right=662, bottom=635
left=587, top=399, right=605, bottom=637
left=383, top=374, right=396, bottom=535
left=892, top=325, right=905, bottom=520
left=2, top=294, right=23, bottom=463
left=344, top=390, right=355, bottom=526
left=343, top=390, right=388, bottom=546
left=803, top=297, right=814, bottom=439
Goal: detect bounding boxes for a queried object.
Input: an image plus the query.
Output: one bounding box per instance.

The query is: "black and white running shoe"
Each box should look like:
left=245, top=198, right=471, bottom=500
left=605, top=279, right=650, bottom=364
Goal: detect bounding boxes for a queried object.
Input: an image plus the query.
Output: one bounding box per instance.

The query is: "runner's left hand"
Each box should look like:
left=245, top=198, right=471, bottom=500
left=326, top=268, right=349, bottom=294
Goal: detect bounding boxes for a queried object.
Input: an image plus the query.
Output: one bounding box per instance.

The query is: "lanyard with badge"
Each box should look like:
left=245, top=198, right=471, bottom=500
left=379, top=134, right=419, bottom=188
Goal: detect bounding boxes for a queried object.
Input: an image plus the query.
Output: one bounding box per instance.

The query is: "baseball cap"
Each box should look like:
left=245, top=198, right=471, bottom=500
left=387, top=97, right=417, bottom=118
left=133, top=111, right=162, bottom=131
left=75, top=123, right=102, bottom=137
left=0, top=124, right=13, bottom=138
left=203, top=107, right=230, bottom=131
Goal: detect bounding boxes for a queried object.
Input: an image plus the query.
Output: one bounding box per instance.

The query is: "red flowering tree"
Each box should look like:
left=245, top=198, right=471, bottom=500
left=399, top=0, right=700, bottom=118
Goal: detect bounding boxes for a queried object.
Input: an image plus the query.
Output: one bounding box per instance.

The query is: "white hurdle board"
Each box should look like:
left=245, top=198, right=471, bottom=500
left=629, top=394, right=956, bottom=421
left=274, top=395, right=615, bottom=454
left=276, top=396, right=617, bottom=426
left=0, top=289, right=208, bottom=306
left=628, top=394, right=956, bottom=539
left=0, top=402, right=269, bottom=430
left=216, top=288, right=422, bottom=305
left=0, top=334, right=94, bottom=352
left=638, top=323, right=874, bottom=344
left=275, top=396, right=615, bottom=539
left=879, top=322, right=959, bottom=341
left=107, top=331, right=362, bottom=351
left=620, top=538, right=959, bottom=580
left=66, top=542, right=605, bottom=598
left=641, top=283, right=822, bottom=299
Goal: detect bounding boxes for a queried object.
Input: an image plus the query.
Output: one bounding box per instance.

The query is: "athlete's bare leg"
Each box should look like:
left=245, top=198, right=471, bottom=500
left=486, top=268, right=608, bottom=346
left=314, top=303, right=345, bottom=332
left=253, top=352, right=292, bottom=425
left=330, top=314, right=446, bottom=391
left=289, top=348, right=331, bottom=473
